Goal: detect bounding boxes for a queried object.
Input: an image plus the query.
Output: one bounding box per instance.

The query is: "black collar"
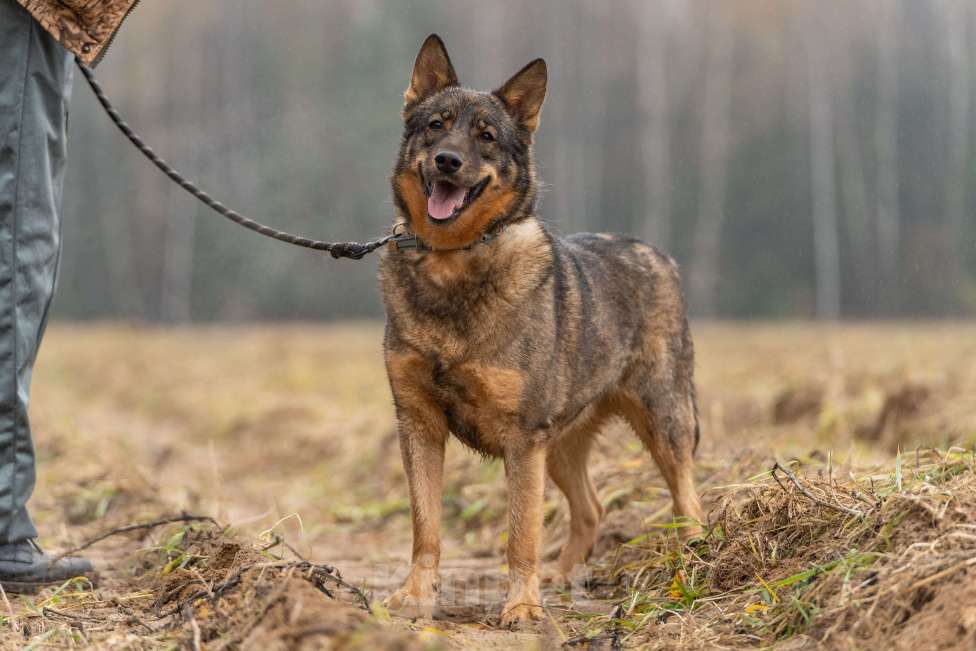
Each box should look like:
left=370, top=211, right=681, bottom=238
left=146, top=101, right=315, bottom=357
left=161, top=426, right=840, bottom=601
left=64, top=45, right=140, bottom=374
left=391, top=222, right=505, bottom=254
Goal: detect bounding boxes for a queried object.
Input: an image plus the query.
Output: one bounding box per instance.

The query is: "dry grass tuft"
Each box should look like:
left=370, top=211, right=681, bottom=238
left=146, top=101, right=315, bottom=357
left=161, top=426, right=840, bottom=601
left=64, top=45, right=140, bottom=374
left=577, top=448, right=976, bottom=649
left=5, top=518, right=438, bottom=650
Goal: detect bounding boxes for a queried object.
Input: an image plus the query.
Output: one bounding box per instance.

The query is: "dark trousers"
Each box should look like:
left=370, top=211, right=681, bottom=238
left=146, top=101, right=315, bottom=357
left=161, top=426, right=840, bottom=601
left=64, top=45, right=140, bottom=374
left=0, top=0, right=73, bottom=543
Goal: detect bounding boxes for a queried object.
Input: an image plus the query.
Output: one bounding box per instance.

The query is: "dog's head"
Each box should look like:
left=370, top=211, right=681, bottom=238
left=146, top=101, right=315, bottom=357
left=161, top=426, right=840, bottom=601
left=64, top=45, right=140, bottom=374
left=392, top=35, right=547, bottom=251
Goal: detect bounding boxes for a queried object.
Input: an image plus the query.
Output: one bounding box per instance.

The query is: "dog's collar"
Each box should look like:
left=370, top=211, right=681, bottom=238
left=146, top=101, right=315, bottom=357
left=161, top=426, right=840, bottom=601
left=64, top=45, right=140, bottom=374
left=391, top=222, right=505, bottom=254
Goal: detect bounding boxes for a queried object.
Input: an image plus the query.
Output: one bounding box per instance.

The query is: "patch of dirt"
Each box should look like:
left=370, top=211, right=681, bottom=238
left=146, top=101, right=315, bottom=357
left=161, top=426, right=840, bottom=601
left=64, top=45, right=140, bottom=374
left=889, top=575, right=976, bottom=651
left=221, top=404, right=343, bottom=472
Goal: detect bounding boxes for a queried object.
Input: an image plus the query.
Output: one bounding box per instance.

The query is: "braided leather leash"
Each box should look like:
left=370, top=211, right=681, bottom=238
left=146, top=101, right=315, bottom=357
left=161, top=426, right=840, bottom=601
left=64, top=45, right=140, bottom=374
left=76, top=59, right=398, bottom=260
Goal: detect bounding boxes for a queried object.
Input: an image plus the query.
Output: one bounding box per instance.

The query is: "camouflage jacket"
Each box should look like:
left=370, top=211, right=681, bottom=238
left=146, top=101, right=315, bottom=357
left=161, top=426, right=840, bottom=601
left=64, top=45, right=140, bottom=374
left=16, top=0, right=139, bottom=66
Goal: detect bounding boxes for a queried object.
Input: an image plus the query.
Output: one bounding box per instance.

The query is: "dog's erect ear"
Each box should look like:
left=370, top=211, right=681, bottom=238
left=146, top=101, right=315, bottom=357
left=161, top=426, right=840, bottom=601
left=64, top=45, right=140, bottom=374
left=494, top=59, right=547, bottom=133
left=404, top=34, right=459, bottom=108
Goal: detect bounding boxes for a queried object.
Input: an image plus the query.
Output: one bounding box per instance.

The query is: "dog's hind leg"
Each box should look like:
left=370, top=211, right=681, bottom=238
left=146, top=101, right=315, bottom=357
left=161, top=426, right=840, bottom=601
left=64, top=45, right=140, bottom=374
left=546, top=426, right=604, bottom=581
left=618, top=385, right=704, bottom=540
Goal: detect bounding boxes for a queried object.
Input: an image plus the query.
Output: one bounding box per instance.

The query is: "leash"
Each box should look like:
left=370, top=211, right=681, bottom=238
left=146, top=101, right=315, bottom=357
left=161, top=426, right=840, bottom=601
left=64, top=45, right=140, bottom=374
left=76, top=58, right=402, bottom=260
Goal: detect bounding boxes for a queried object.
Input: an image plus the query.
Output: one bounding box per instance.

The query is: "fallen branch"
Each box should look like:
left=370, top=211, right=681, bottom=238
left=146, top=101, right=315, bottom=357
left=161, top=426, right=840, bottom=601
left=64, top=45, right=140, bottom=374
left=158, top=560, right=371, bottom=619
left=771, top=462, right=866, bottom=519
left=182, top=602, right=202, bottom=651
left=161, top=570, right=245, bottom=619
left=53, top=514, right=220, bottom=563
left=41, top=607, right=102, bottom=623
left=0, top=583, right=16, bottom=633
left=299, top=561, right=371, bottom=613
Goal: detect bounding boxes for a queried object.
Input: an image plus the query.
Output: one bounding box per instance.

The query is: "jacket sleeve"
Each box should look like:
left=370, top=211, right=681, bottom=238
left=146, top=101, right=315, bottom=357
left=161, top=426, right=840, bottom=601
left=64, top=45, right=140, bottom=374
left=15, top=0, right=139, bottom=66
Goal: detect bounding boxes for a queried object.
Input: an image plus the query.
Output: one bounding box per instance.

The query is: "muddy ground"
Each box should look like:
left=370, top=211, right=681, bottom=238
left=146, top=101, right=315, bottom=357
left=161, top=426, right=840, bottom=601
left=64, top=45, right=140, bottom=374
left=3, top=322, right=975, bottom=649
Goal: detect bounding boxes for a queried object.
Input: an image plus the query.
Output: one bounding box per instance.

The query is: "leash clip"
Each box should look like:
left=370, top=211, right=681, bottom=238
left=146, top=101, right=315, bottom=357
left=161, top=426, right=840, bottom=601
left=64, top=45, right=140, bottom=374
left=391, top=223, right=425, bottom=251
left=393, top=234, right=421, bottom=251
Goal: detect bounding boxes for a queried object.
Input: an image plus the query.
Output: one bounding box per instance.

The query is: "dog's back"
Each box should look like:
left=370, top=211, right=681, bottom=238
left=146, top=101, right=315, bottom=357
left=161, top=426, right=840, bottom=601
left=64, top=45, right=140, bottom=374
left=490, top=229, right=699, bottom=453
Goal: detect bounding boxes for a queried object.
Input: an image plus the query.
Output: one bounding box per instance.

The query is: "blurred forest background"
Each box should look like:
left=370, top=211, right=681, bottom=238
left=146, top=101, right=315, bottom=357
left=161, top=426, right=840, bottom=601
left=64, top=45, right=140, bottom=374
left=58, top=0, right=976, bottom=322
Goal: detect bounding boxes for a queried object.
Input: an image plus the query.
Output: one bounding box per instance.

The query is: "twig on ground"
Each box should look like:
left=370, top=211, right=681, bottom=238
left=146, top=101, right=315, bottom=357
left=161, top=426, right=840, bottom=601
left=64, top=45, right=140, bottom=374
left=771, top=462, right=866, bottom=519
left=160, top=571, right=245, bottom=619
left=119, top=606, right=156, bottom=635
left=41, top=607, right=102, bottom=623
left=156, top=559, right=371, bottom=621
left=900, top=555, right=976, bottom=594
left=297, top=561, right=371, bottom=613
left=258, top=534, right=282, bottom=553
left=283, top=540, right=308, bottom=562
left=211, top=587, right=288, bottom=650
left=0, top=583, right=16, bottom=632
left=182, top=602, right=202, bottom=651
left=52, top=514, right=220, bottom=563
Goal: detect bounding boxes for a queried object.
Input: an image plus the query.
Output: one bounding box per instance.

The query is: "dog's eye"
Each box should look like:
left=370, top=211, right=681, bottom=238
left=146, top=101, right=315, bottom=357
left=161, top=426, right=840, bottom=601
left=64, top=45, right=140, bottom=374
left=428, top=119, right=443, bottom=131
left=481, top=131, right=495, bottom=143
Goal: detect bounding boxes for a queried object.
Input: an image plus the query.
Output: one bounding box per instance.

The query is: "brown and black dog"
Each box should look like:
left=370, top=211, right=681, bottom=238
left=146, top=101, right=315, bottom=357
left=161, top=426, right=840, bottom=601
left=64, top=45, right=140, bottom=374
left=379, top=34, right=704, bottom=627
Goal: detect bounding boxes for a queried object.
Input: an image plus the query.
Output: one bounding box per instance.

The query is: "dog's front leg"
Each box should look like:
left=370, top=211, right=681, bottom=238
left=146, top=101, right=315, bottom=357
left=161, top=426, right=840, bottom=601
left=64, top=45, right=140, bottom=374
left=383, top=410, right=447, bottom=619
left=500, top=436, right=547, bottom=627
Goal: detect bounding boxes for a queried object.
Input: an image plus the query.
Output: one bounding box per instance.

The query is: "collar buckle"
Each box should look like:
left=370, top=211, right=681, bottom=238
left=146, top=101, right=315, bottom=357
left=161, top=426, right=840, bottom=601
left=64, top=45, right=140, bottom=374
left=393, top=234, right=422, bottom=251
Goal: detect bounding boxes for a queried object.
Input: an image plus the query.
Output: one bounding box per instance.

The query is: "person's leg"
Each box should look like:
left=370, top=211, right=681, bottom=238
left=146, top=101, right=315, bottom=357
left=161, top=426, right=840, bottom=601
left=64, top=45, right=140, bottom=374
left=0, top=0, right=73, bottom=546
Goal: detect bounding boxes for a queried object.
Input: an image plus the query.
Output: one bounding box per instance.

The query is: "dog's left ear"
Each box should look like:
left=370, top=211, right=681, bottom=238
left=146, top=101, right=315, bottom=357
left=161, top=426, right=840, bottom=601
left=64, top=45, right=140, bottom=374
left=494, top=59, right=548, bottom=134
left=404, top=34, right=459, bottom=109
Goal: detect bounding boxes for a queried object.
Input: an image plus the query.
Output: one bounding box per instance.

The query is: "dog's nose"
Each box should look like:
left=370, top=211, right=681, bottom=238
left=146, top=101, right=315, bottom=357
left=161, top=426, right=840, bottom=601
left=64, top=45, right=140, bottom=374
left=434, top=150, right=463, bottom=174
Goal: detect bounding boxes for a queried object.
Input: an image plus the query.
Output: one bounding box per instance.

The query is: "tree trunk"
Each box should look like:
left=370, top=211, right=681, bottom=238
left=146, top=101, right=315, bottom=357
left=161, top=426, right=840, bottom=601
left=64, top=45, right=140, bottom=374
left=550, top=0, right=587, bottom=234
left=874, top=0, right=901, bottom=314
left=944, top=1, right=970, bottom=311
left=689, top=5, right=735, bottom=317
left=158, top=9, right=202, bottom=323
left=803, top=8, right=841, bottom=319
left=581, top=1, right=610, bottom=233
left=833, top=15, right=873, bottom=315
left=635, top=0, right=672, bottom=249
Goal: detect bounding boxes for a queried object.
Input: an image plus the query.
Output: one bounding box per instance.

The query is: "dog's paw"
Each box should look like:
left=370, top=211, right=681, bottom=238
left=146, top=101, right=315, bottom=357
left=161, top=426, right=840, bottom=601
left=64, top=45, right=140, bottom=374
left=383, top=586, right=435, bottom=619
left=540, top=563, right=573, bottom=589
left=500, top=579, right=544, bottom=628
left=500, top=599, right=544, bottom=628
left=678, top=522, right=705, bottom=544
left=501, top=575, right=544, bottom=628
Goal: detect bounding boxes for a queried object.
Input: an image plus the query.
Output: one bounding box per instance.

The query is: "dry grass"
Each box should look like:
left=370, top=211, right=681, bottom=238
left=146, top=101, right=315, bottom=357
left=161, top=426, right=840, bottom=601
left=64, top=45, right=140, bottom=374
left=576, top=448, right=976, bottom=649
left=3, top=520, right=394, bottom=649
left=0, top=321, right=972, bottom=649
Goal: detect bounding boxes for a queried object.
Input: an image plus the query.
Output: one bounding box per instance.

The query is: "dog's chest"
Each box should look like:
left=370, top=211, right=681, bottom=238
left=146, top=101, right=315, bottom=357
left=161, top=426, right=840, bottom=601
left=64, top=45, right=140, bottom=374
left=431, top=361, right=527, bottom=456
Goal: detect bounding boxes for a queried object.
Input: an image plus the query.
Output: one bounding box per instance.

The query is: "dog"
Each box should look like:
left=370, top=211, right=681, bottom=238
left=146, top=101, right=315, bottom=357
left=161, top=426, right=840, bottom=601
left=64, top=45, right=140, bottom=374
left=378, top=34, right=704, bottom=627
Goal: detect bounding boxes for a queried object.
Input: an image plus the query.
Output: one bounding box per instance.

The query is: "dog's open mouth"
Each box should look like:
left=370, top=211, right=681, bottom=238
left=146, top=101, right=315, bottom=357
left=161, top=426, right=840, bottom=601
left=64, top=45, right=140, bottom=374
left=425, top=178, right=489, bottom=222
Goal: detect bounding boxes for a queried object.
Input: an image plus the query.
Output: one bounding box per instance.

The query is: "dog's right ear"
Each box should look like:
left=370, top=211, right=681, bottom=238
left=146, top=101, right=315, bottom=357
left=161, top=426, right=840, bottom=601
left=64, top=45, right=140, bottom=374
left=404, top=34, right=459, bottom=110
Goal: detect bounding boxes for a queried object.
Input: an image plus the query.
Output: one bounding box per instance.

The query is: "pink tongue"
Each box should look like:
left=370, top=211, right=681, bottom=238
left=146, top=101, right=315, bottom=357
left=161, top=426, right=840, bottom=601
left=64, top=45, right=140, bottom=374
left=428, top=182, right=466, bottom=220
